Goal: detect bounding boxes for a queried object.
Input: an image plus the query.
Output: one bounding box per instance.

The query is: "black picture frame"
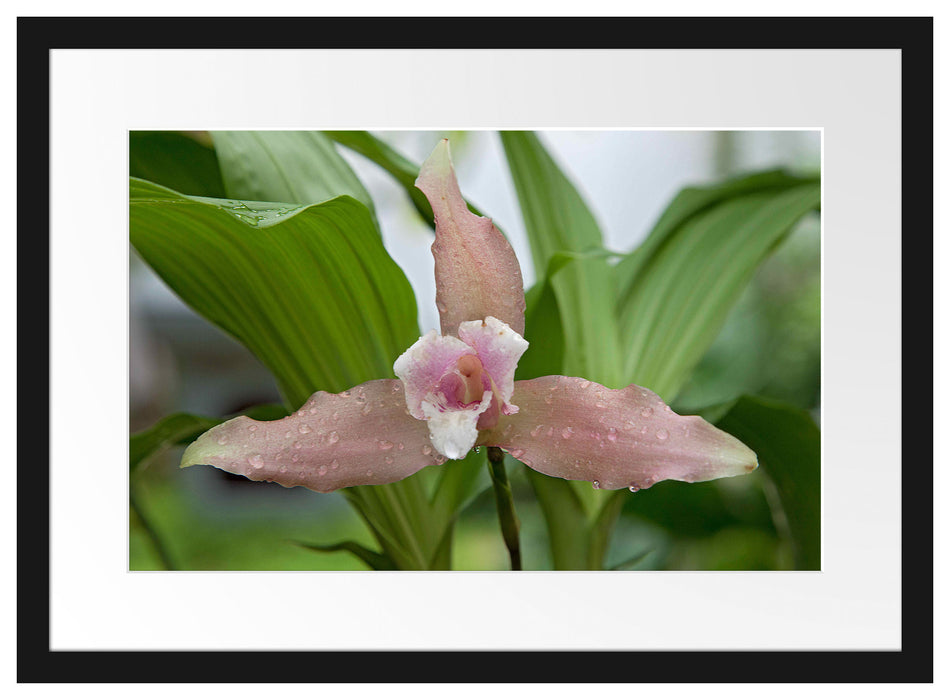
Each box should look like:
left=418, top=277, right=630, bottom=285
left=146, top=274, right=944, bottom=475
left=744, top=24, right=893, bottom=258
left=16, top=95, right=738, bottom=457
left=18, top=15, right=933, bottom=684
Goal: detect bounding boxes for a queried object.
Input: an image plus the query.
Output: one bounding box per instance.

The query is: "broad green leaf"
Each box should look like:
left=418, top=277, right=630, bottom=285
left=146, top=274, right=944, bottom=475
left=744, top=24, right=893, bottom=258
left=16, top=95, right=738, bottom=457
left=324, top=130, right=434, bottom=225
left=294, top=540, right=396, bottom=570
left=616, top=170, right=818, bottom=297
left=130, top=131, right=226, bottom=198
left=715, top=396, right=820, bottom=570
left=130, top=177, right=418, bottom=407
left=500, top=131, right=622, bottom=388
left=525, top=466, right=625, bottom=570
left=210, top=131, right=376, bottom=216
left=618, top=181, right=820, bottom=400
left=130, top=404, right=288, bottom=472
left=517, top=280, right=564, bottom=380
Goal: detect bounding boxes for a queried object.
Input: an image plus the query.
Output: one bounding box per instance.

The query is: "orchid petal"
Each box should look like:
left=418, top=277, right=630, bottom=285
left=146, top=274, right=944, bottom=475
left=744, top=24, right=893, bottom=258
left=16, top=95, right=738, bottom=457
left=422, top=391, right=494, bottom=460
left=180, top=379, right=443, bottom=493
left=482, top=376, right=758, bottom=490
left=457, top=316, right=529, bottom=411
left=393, top=330, right=474, bottom=419
left=415, top=139, right=526, bottom=336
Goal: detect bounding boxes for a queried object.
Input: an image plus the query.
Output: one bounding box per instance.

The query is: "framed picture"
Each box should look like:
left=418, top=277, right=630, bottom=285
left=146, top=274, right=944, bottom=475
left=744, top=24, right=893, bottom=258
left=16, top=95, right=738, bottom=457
left=21, top=14, right=931, bottom=684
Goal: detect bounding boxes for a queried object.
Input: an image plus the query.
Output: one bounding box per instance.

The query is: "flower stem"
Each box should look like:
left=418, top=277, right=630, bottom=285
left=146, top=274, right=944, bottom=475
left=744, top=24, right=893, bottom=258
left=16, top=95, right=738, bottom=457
left=486, top=446, right=522, bottom=571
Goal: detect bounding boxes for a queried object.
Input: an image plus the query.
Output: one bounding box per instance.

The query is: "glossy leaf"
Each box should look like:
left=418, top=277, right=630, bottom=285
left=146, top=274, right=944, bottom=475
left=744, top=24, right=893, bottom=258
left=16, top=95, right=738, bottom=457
left=617, top=176, right=820, bottom=400
left=130, top=178, right=418, bottom=407
left=500, top=131, right=622, bottom=388
left=129, top=131, right=226, bottom=198
left=211, top=131, right=376, bottom=215
left=715, top=396, right=820, bottom=570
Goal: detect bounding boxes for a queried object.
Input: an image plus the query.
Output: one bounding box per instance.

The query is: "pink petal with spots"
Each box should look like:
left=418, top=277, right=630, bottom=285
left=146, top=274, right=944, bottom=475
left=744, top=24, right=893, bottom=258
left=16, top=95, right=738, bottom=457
left=393, top=330, right=474, bottom=419
left=457, top=316, right=528, bottom=411
left=180, top=379, right=443, bottom=493
left=481, top=376, right=758, bottom=491
left=415, top=139, right=526, bottom=337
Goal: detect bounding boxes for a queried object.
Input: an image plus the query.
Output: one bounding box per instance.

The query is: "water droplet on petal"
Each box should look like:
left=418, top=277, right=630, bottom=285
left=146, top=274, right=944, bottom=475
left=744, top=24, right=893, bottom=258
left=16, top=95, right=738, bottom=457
left=580, top=380, right=591, bottom=389
left=278, top=467, right=288, bottom=474
left=328, top=431, right=340, bottom=445
left=330, top=459, right=339, bottom=470
left=607, top=428, right=618, bottom=442
left=318, top=466, right=328, bottom=476
left=291, top=455, right=299, bottom=463
left=284, top=431, right=292, bottom=439
left=248, top=454, right=264, bottom=470
left=298, top=424, right=312, bottom=434
left=216, top=435, right=228, bottom=446
left=656, top=428, right=669, bottom=441
left=595, top=401, right=607, bottom=409
left=384, top=456, right=394, bottom=465
left=641, top=407, right=654, bottom=418
left=422, top=445, right=433, bottom=456
left=378, top=440, right=393, bottom=451
left=309, top=407, right=318, bottom=415
left=248, top=425, right=257, bottom=432
left=592, top=480, right=601, bottom=489
left=628, top=484, right=640, bottom=493
left=530, top=425, right=543, bottom=438
left=293, top=441, right=302, bottom=449
left=561, top=427, right=574, bottom=439
left=510, top=449, right=525, bottom=459
left=361, top=404, right=372, bottom=415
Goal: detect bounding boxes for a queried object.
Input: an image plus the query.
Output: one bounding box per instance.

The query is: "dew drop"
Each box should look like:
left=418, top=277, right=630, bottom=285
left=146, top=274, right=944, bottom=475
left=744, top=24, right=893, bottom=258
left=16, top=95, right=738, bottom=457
left=293, top=441, right=302, bottom=450
left=284, top=431, right=293, bottom=439
left=656, top=428, right=669, bottom=441
left=580, top=380, right=591, bottom=389
left=330, top=459, right=339, bottom=470
left=328, top=431, right=340, bottom=445
left=547, top=427, right=554, bottom=437
left=377, top=440, right=394, bottom=451
left=361, top=404, right=372, bottom=415
left=596, top=401, right=607, bottom=409
left=341, top=390, right=351, bottom=398
left=216, top=435, right=228, bottom=446
left=530, top=425, right=544, bottom=438
left=607, top=428, right=618, bottom=442
left=422, top=445, right=433, bottom=456
left=278, top=467, right=288, bottom=474
left=309, top=406, right=318, bottom=415
left=640, top=406, right=654, bottom=418
left=298, top=424, right=312, bottom=434
left=628, top=484, right=640, bottom=493
left=248, top=454, right=264, bottom=470
left=561, top=427, right=574, bottom=439
left=248, top=425, right=257, bottom=432
left=510, top=449, right=525, bottom=459
left=318, top=466, right=328, bottom=476
left=291, top=455, right=299, bottom=463
left=397, top=443, right=404, bottom=450
left=384, top=456, right=394, bottom=465
left=592, top=480, right=601, bottom=489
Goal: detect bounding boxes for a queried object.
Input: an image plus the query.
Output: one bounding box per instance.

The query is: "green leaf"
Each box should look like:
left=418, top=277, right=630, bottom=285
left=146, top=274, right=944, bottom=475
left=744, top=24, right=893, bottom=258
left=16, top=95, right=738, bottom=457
left=130, top=131, right=226, bottom=198
left=294, top=540, right=397, bottom=570
left=130, top=177, right=418, bottom=407
left=516, top=279, right=565, bottom=380
left=617, top=179, right=820, bottom=400
left=130, top=405, right=289, bottom=472
left=210, top=131, right=376, bottom=216
left=500, top=131, right=622, bottom=388
left=715, top=396, right=820, bottom=570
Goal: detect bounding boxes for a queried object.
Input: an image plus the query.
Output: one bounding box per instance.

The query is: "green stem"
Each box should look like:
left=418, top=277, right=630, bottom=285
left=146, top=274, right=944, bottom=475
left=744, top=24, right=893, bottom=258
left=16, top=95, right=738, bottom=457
left=486, top=447, right=522, bottom=571
left=129, top=489, right=177, bottom=571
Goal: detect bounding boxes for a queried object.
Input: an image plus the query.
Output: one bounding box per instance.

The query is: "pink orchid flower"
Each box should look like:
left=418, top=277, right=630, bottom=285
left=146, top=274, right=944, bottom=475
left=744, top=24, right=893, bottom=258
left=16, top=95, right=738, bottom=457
left=181, top=140, right=757, bottom=492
